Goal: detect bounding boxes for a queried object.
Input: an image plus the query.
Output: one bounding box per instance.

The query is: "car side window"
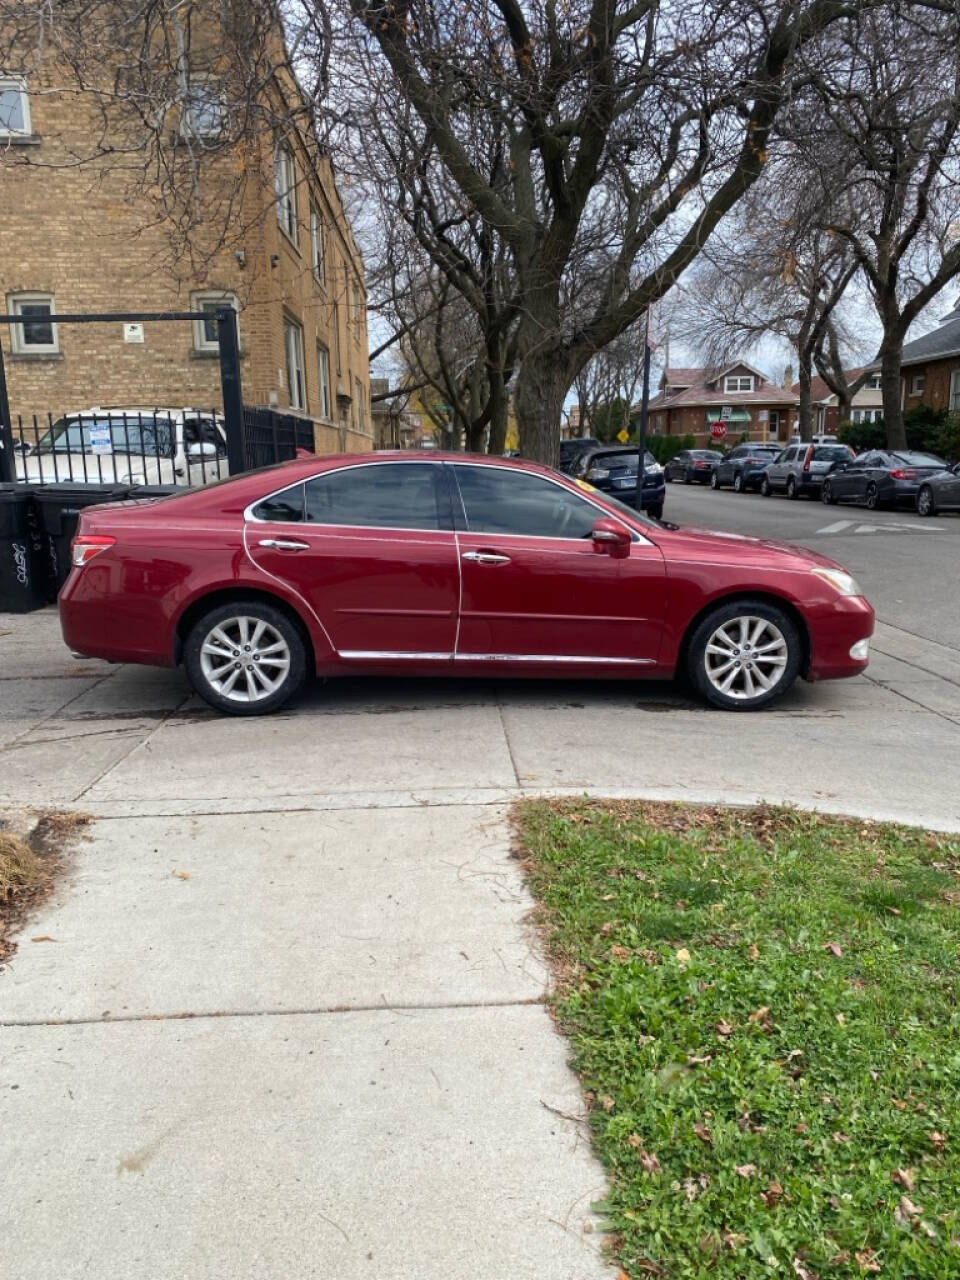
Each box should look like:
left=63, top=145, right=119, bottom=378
left=183, top=418, right=226, bottom=454
left=252, top=483, right=304, bottom=522
left=453, top=464, right=600, bottom=539
left=303, top=462, right=448, bottom=530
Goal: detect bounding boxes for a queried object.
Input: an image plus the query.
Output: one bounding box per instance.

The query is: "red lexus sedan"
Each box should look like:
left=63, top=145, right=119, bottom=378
left=59, top=452, right=875, bottom=715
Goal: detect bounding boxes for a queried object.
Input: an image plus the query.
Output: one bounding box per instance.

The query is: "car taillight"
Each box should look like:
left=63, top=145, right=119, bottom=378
left=72, top=534, right=116, bottom=567
left=889, top=468, right=917, bottom=480
left=695, top=460, right=708, bottom=468
left=803, top=446, right=814, bottom=472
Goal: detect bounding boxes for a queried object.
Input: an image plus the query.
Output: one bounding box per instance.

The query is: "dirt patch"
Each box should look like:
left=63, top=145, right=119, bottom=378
left=0, top=810, right=92, bottom=966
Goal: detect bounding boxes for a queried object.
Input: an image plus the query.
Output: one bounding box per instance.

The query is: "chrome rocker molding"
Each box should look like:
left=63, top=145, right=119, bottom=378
left=338, top=650, right=655, bottom=665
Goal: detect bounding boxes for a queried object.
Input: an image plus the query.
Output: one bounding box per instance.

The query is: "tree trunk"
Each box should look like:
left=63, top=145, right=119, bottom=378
left=486, top=366, right=508, bottom=455
left=513, top=353, right=568, bottom=464
left=797, top=358, right=814, bottom=441
left=880, top=343, right=907, bottom=450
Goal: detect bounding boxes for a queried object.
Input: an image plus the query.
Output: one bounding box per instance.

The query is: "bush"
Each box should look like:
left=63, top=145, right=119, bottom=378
left=646, top=433, right=695, bottom=463
left=838, top=418, right=885, bottom=451
left=839, top=407, right=960, bottom=459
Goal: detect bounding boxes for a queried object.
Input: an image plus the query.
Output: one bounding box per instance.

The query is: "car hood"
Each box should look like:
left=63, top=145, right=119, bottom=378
left=654, top=524, right=848, bottom=571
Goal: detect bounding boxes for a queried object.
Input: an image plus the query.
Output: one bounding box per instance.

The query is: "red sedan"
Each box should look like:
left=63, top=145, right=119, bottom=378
left=60, top=452, right=874, bottom=715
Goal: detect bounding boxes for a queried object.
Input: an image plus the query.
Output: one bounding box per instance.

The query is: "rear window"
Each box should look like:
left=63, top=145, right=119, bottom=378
left=691, top=450, right=720, bottom=459
left=812, top=446, right=853, bottom=461
left=587, top=451, right=656, bottom=469
left=892, top=452, right=946, bottom=467
left=35, top=415, right=176, bottom=457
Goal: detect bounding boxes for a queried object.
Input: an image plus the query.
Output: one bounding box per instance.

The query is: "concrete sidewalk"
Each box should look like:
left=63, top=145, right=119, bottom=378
left=3, top=606, right=960, bottom=1279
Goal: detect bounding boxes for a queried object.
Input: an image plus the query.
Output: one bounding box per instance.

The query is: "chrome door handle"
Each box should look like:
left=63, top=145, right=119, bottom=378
left=462, top=550, right=511, bottom=565
left=258, top=538, right=310, bottom=551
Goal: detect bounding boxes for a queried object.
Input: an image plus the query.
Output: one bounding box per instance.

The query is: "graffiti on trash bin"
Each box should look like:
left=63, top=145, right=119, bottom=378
left=13, top=541, right=29, bottom=586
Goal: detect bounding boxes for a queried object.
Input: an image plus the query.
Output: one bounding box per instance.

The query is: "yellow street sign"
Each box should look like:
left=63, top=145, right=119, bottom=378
left=616, top=428, right=630, bottom=443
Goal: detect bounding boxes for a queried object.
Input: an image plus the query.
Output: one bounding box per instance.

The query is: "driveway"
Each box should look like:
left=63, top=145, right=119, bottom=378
left=3, top=507, right=960, bottom=1277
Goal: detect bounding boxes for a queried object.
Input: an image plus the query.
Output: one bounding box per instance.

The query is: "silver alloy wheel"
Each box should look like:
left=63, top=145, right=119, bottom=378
left=918, top=487, right=934, bottom=516
left=199, top=615, right=291, bottom=704
left=703, top=615, right=789, bottom=702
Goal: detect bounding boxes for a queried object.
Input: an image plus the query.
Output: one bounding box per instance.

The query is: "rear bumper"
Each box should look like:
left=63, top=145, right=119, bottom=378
left=806, top=594, right=875, bottom=681
left=601, top=481, right=666, bottom=509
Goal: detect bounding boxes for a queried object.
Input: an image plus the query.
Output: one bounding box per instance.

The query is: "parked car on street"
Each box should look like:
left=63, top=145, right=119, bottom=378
left=916, top=461, right=960, bottom=516
left=61, top=451, right=874, bottom=716
left=820, top=450, right=949, bottom=510
left=571, top=445, right=665, bottom=519
left=664, top=449, right=722, bottom=484
left=711, top=443, right=781, bottom=492
left=558, top=436, right=601, bottom=474
left=15, top=407, right=227, bottom=487
left=760, top=443, right=854, bottom=499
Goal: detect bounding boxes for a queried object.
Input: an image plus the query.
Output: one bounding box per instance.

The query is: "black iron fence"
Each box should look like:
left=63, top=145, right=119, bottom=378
left=241, top=405, right=316, bottom=471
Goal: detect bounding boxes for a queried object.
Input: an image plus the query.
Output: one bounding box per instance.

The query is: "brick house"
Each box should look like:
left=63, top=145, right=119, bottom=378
left=643, top=363, right=798, bottom=445
left=790, top=369, right=884, bottom=433
left=868, top=300, right=960, bottom=416
left=0, top=9, right=372, bottom=455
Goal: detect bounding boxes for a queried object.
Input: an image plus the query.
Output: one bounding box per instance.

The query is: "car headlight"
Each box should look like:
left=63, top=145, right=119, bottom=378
left=646, top=463, right=663, bottom=475
left=812, top=567, right=862, bottom=597
left=586, top=467, right=610, bottom=480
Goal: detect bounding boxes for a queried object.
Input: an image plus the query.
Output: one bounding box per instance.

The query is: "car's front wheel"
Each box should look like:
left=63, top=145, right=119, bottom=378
left=760, top=476, right=772, bottom=497
left=822, top=479, right=837, bottom=505
left=710, top=471, right=720, bottom=489
left=917, top=485, right=937, bottom=517
left=733, top=471, right=744, bottom=493
left=687, top=601, right=801, bottom=711
left=865, top=482, right=880, bottom=511
left=786, top=476, right=798, bottom=500
left=184, top=601, right=307, bottom=715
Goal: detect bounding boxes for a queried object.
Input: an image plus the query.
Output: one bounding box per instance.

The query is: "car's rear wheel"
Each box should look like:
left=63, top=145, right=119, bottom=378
left=687, top=602, right=801, bottom=711
left=786, top=475, right=798, bottom=500
left=917, top=485, right=937, bottom=517
left=821, top=479, right=837, bottom=505
left=664, top=470, right=672, bottom=484
left=649, top=502, right=664, bottom=520
left=760, top=476, right=772, bottom=497
left=710, top=471, right=720, bottom=489
left=683, top=469, right=693, bottom=484
left=865, top=482, right=879, bottom=510
left=184, top=601, right=307, bottom=716
left=733, top=471, right=744, bottom=493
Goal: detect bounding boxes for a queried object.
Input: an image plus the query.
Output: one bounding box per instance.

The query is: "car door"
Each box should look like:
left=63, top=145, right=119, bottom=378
left=767, top=447, right=793, bottom=488
left=246, top=460, right=460, bottom=659
left=943, top=464, right=960, bottom=509
left=450, top=462, right=666, bottom=665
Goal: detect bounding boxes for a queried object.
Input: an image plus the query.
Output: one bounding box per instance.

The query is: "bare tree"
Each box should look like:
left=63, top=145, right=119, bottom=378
left=572, top=324, right=650, bottom=440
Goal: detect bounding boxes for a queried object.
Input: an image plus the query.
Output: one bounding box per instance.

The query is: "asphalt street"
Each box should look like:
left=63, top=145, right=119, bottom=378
left=661, top=478, right=960, bottom=652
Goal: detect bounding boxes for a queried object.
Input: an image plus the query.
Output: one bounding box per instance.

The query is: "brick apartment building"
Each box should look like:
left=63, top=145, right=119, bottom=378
left=869, top=299, right=960, bottom=416
left=0, top=5, right=371, bottom=454
left=790, top=369, right=884, bottom=433
left=644, top=363, right=798, bottom=445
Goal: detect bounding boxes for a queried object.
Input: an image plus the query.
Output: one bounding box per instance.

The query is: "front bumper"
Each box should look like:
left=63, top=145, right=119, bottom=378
left=806, top=594, right=875, bottom=681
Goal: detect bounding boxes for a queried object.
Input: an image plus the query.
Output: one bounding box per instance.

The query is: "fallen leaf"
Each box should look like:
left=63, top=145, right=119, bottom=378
left=832, top=1131, right=851, bottom=1144
left=640, top=1150, right=661, bottom=1173
left=633, top=1261, right=665, bottom=1277
left=930, top=1130, right=947, bottom=1150
left=723, top=1231, right=747, bottom=1250
left=735, top=1163, right=758, bottom=1178
left=716, top=1019, right=735, bottom=1037
left=918, top=1220, right=938, bottom=1239
left=599, top=1094, right=616, bottom=1112
left=172, top=869, right=191, bottom=880
left=855, top=1249, right=882, bottom=1273
left=892, top=1167, right=916, bottom=1191
left=762, top=1179, right=784, bottom=1207
left=693, top=1122, right=713, bottom=1144
left=824, top=941, right=843, bottom=957
left=675, top=947, right=691, bottom=967
left=891, top=1097, right=908, bottom=1111
left=836, top=1012, right=846, bottom=1025
left=886, top=906, right=902, bottom=916
left=683, top=1174, right=710, bottom=1200
left=792, top=1258, right=819, bottom=1280
left=748, top=943, right=760, bottom=961
left=610, top=945, right=632, bottom=961
left=895, top=1195, right=921, bottom=1226
left=794, top=1121, right=809, bottom=1134
left=749, top=1006, right=773, bottom=1030
left=627, top=1133, right=644, bottom=1147
left=30, top=935, right=58, bottom=943
left=687, top=1054, right=712, bottom=1066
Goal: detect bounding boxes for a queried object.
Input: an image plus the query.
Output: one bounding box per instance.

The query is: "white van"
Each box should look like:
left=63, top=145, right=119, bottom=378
left=15, top=407, right=228, bottom=487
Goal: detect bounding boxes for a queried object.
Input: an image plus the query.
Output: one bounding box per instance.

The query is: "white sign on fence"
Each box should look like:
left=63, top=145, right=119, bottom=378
left=89, top=425, right=113, bottom=455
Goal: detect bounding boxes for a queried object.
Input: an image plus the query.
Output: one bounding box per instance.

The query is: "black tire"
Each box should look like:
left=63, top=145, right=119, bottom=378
left=760, top=475, right=772, bottom=497
left=184, top=599, right=307, bottom=716
left=648, top=503, right=664, bottom=520
left=686, top=599, right=802, bottom=711
left=683, top=469, right=693, bottom=484
left=917, top=486, right=937, bottom=517
left=822, top=479, right=838, bottom=505
left=710, top=471, right=720, bottom=489
left=664, top=470, right=673, bottom=484
left=786, top=475, right=798, bottom=500
left=733, top=471, right=744, bottom=493
left=865, top=483, right=879, bottom=511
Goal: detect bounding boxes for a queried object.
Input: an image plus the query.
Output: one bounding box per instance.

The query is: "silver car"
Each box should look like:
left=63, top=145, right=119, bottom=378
left=916, top=461, right=960, bottom=516
left=760, top=443, right=854, bottom=499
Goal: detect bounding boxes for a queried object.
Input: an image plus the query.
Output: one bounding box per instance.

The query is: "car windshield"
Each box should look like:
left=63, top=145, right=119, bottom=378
left=892, top=451, right=947, bottom=467
left=35, top=415, right=176, bottom=457
left=589, top=451, right=657, bottom=470
left=812, top=446, right=853, bottom=461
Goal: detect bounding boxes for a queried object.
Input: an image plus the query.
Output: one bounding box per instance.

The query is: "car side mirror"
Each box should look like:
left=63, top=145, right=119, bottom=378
left=591, top=519, right=630, bottom=558
left=187, top=441, right=218, bottom=459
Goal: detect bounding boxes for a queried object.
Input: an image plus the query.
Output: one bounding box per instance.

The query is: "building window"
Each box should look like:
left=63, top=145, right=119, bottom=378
left=285, top=318, right=306, bottom=411
left=275, top=144, right=297, bottom=243
left=310, top=208, right=325, bottom=286
left=333, top=299, right=342, bottom=374
left=355, top=378, right=366, bottom=430
left=0, top=77, right=30, bottom=136
left=182, top=77, right=225, bottom=139
left=725, top=375, right=754, bottom=392
left=317, top=345, right=332, bottom=420
left=191, top=292, right=238, bottom=352
left=866, top=373, right=882, bottom=390
left=7, top=293, right=58, bottom=355
left=852, top=408, right=883, bottom=423
left=910, top=372, right=926, bottom=396
left=352, top=281, right=363, bottom=330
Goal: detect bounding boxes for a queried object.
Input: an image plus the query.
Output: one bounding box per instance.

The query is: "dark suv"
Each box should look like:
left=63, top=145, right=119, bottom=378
left=572, top=445, right=666, bottom=518
left=558, top=436, right=601, bottom=474
left=711, top=443, right=781, bottom=492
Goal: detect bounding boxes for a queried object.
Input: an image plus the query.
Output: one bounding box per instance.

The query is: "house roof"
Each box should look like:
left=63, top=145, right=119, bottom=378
left=869, top=300, right=960, bottom=370
left=646, top=364, right=798, bottom=413
left=661, top=367, right=702, bottom=386
left=790, top=369, right=867, bottom=403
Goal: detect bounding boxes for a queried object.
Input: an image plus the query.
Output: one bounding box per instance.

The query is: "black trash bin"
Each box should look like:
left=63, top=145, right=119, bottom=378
left=125, top=484, right=187, bottom=501
left=0, top=484, right=48, bottom=613
left=33, top=483, right=131, bottom=596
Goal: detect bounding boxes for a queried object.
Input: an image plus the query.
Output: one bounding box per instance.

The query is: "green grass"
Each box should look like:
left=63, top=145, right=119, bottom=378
left=514, top=800, right=960, bottom=1279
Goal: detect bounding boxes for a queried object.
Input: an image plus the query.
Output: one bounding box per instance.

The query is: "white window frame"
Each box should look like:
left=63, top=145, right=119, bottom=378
left=950, top=369, right=960, bottom=412
left=724, top=374, right=754, bottom=393
left=310, top=208, right=325, bottom=286
left=8, top=292, right=58, bottom=355
left=0, top=76, right=30, bottom=137
left=352, top=281, right=363, bottom=329
left=317, top=344, right=332, bottom=420
left=285, top=317, right=306, bottom=411
left=866, top=373, right=882, bottom=390
left=191, top=291, right=239, bottom=353
left=275, top=144, right=298, bottom=244
left=181, top=76, right=225, bottom=140
left=910, top=372, right=926, bottom=396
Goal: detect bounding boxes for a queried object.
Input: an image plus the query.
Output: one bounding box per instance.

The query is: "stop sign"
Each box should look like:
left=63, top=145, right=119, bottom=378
left=710, top=420, right=728, bottom=441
